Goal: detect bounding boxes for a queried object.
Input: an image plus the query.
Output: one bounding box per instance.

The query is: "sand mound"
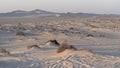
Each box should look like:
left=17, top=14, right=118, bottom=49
left=43, top=49, right=120, bottom=68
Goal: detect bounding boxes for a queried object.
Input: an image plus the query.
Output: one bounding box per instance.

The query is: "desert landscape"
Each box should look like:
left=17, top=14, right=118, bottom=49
left=0, top=10, right=120, bottom=68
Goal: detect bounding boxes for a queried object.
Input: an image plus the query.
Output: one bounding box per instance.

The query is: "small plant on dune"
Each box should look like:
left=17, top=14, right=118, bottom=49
left=57, top=43, right=68, bottom=53
left=16, top=31, right=25, bottom=36
left=68, top=45, right=77, bottom=50
left=27, top=45, right=40, bottom=49
left=50, top=39, right=60, bottom=45
left=45, top=39, right=60, bottom=45
left=57, top=42, right=77, bottom=53
left=0, top=48, right=10, bottom=56
left=86, top=34, right=94, bottom=37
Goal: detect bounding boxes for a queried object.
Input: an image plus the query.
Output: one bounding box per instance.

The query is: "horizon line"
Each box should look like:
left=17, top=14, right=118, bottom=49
left=0, top=9, right=120, bottom=15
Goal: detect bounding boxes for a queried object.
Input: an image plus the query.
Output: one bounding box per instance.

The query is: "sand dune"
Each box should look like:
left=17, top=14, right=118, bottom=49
left=0, top=17, right=120, bottom=68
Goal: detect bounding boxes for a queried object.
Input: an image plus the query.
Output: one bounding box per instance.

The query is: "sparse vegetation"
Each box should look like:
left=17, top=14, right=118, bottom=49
left=86, top=34, right=94, bottom=37
left=0, top=12, right=120, bottom=68
left=57, top=42, right=77, bottom=53
left=16, top=31, right=25, bottom=36
left=0, top=48, right=10, bottom=56
left=45, top=39, right=60, bottom=46
left=27, top=45, right=40, bottom=49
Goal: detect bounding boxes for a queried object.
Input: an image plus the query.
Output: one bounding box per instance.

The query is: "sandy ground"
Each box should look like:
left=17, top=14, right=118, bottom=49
left=0, top=17, right=120, bottom=68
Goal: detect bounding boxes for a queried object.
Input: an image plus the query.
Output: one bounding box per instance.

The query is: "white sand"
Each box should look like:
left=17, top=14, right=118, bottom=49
left=0, top=17, right=120, bottom=68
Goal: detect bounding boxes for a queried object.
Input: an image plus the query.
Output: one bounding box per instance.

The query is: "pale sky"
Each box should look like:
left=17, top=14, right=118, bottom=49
left=0, top=0, right=120, bottom=14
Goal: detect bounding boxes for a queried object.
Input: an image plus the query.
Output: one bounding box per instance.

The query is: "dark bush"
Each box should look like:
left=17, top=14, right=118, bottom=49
left=0, top=48, right=10, bottom=56
left=16, top=32, right=25, bottom=36
left=45, top=39, right=60, bottom=46
left=68, top=45, right=77, bottom=50
left=57, top=43, right=76, bottom=53
left=86, top=34, right=93, bottom=37
left=27, top=45, right=40, bottom=49
left=49, top=39, right=60, bottom=45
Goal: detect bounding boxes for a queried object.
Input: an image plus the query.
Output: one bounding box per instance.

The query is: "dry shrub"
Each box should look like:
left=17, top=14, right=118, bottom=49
left=0, top=48, right=10, bottom=56
left=45, top=39, right=60, bottom=45
left=27, top=45, right=40, bottom=49
left=57, top=43, right=76, bottom=53
left=50, top=39, right=60, bottom=45
left=68, top=45, right=77, bottom=50
left=86, top=34, right=93, bottom=37
left=16, top=32, right=25, bottom=36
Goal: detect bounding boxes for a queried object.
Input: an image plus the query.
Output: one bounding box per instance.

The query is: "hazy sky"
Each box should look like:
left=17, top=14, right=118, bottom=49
left=0, top=0, right=120, bottom=14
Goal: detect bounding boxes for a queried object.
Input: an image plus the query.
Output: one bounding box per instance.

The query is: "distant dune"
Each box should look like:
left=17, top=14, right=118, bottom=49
left=0, top=9, right=119, bottom=17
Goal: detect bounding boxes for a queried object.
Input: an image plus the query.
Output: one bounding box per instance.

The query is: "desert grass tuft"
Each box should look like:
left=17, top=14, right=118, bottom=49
left=57, top=42, right=76, bottom=53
